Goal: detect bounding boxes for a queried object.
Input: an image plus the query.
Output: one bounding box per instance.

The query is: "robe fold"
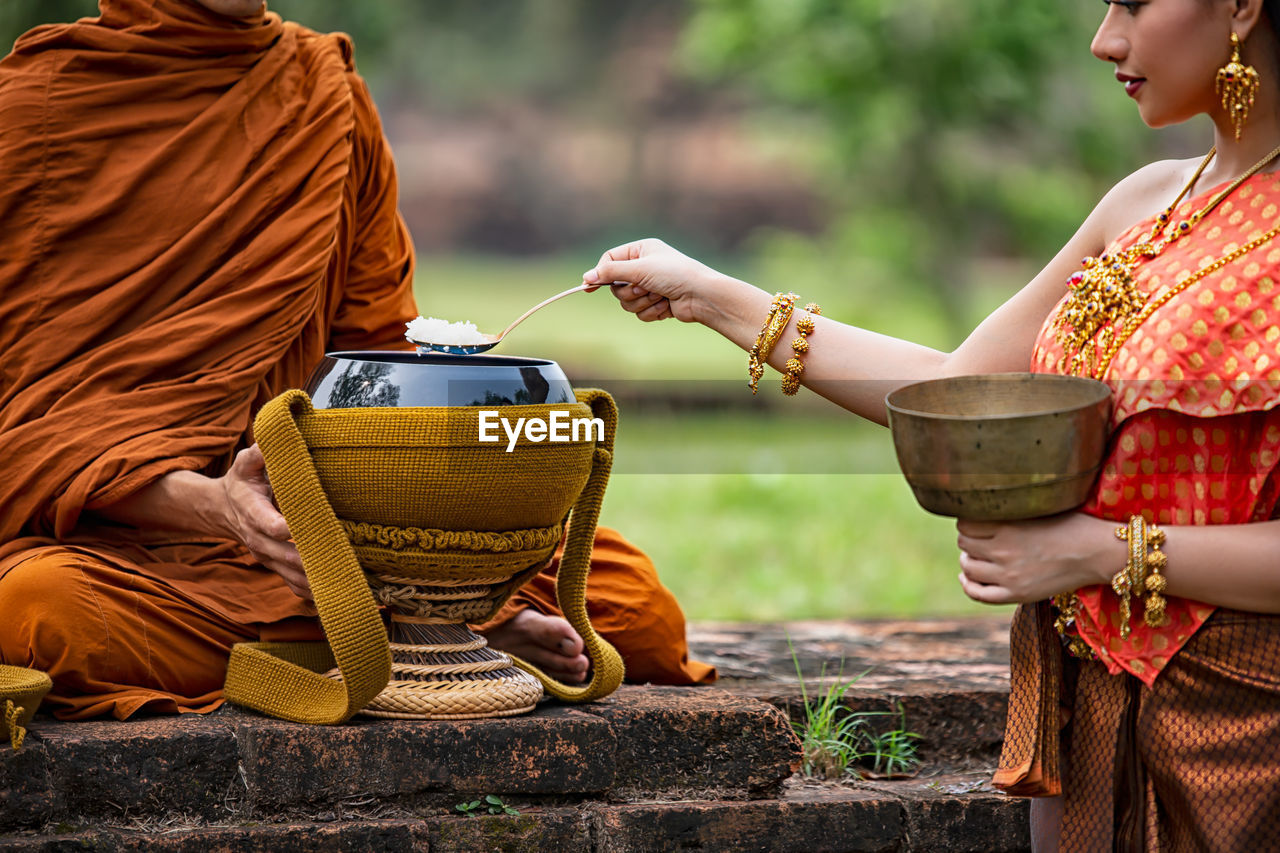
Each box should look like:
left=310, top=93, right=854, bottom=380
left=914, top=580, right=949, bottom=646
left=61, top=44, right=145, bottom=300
left=0, top=0, right=711, bottom=721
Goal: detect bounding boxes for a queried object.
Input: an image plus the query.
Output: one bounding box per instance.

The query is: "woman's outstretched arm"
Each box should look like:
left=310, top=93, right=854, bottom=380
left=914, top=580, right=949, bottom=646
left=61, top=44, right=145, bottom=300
left=585, top=162, right=1182, bottom=425
left=586, top=231, right=1094, bottom=425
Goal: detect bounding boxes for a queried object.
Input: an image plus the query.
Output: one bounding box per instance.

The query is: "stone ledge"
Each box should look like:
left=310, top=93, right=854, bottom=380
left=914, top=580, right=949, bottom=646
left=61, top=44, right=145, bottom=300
left=0, top=618, right=1024, bottom=850
left=0, top=777, right=1029, bottom=853
left=575, top=686, right=802, bottom=798
left=0, top=715, right=239, bottom=828
left=853, top=775, right=1029, bottom=853
left=0, top=819, right=432, bottom=852
left=689, top=618, right=1012, bottom=768
left=236, top=705, right=615, bottom=809
left=0, top=687, right=799, bottom=832
left=688, top=618, right=1011, bottom=692
left=595, top=789, right=903, bottom=853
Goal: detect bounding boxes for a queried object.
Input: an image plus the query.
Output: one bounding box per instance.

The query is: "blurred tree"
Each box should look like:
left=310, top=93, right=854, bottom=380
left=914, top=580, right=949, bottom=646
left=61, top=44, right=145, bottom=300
left=1, top=0, right=97, bottom=51
left=267, top=0, right=685, bottom=112
left=3, top=1, right=683, bottom=111
left=679, top=0, right=1182, bottom=338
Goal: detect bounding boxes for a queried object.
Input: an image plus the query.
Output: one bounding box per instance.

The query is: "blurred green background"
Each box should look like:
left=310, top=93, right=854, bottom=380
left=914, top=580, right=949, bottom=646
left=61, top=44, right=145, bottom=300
left=3, top=1, right=1206, bottom=621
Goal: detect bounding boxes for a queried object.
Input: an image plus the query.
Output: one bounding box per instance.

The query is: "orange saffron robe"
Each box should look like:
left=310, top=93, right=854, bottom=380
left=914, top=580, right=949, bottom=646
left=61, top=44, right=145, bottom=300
left=1031, top=172, right=1280, bottom=685
left=0, top=0, right=711, bottom=720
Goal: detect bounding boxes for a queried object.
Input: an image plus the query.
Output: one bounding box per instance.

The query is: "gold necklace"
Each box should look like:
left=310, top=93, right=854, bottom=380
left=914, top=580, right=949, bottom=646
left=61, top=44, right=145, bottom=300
left=1052, top=142, right=1280, bottom=378
left=1096, top=220, right=1280, bottom=379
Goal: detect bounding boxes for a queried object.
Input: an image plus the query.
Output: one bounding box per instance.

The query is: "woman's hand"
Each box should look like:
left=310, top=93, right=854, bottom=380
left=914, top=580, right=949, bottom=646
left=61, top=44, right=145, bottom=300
left=956, top=512, right=1117, bottom=605
left=583, top=238, right=727, bottom=324
left=218, top=445, right=310, bottom=600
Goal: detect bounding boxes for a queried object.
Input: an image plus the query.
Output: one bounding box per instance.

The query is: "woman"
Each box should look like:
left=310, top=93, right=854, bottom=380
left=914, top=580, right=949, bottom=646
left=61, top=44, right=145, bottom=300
left=585, top=0, right=1280, bottom=848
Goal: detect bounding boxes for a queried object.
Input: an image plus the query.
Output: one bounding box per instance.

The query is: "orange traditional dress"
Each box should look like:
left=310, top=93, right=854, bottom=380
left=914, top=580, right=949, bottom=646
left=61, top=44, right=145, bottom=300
left=997, top=171, right=1280, bottom=849
left=0, top=0, right=711, bottom=722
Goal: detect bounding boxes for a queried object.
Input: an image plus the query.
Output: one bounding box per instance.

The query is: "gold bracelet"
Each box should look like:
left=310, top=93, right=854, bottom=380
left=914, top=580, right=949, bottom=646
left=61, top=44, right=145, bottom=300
left=781, top=303, right=821, bottom=396
left=1112, top=515, right=1148, bottom=639
left=747, top=292, right=798, bottom=394
left=1143, top=525, right=1169, bottom=628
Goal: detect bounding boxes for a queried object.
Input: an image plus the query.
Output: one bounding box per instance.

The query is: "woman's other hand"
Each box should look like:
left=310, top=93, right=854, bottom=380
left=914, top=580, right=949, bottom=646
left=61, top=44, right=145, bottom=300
left=219, top=444, right=310, bottom=600
left=956, top=512, right=1116, bottom=605
left=583, top=238, right=727, bottom=324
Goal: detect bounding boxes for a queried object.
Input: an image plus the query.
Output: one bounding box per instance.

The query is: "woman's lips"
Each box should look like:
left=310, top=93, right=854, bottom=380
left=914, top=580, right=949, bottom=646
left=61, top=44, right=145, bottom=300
left=1115, top=72, right=1145, bottom=98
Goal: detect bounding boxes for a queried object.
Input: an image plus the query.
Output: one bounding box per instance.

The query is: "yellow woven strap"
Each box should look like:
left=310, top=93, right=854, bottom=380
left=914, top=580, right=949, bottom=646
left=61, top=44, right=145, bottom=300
left=223, top=390, right=391, bottom=724
left=507, top=389, right=626, bottom=702
left=5, top=700, right=25, bottom=750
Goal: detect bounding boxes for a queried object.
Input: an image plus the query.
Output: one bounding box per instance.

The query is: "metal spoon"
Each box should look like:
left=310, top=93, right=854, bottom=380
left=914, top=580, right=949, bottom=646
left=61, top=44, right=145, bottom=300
left=409, top=283, right=594, bottom=355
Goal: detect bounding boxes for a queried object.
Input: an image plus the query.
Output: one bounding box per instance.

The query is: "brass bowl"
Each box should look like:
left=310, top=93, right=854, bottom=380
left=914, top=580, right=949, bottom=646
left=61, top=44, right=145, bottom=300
left=885, top=373, right=1112, bottom=520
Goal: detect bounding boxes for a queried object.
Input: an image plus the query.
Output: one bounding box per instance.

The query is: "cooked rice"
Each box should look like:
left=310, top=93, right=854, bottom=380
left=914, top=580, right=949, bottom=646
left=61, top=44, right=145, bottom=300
left=405, top=316, right=489, bottom=346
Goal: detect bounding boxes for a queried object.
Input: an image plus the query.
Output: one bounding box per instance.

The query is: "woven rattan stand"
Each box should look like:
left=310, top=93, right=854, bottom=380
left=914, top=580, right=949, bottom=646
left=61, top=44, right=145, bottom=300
left=341, top=520, right=566, bottom=719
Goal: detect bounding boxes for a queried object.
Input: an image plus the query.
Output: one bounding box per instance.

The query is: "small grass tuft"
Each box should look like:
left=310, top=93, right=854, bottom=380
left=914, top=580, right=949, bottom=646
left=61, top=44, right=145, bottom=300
left=788, top=637, right=922, bottom=781
left=860, top=704, right=921, bottom=778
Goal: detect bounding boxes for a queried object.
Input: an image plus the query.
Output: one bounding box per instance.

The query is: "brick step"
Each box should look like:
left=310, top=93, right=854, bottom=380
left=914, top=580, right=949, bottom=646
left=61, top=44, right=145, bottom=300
left=0, top=775, right=1029, bottom=853
left=690, top=618, right=1013, bottom=768
left=0, top=687, right=800, bottom=833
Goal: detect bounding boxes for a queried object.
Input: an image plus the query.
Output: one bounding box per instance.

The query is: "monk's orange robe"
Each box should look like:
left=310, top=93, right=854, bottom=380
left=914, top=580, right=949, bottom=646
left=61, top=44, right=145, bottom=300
left=0, top=0, right=710, bottom=721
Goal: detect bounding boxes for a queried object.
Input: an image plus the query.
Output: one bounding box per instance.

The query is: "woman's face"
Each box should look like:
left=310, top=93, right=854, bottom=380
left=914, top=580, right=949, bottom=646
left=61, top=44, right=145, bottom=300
left=1091, top=0, right=1235, bottom=129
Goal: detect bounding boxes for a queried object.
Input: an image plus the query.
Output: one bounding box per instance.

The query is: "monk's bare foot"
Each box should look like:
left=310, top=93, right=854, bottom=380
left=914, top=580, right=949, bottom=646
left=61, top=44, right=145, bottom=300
left=481, top=609, right=589, bottom=684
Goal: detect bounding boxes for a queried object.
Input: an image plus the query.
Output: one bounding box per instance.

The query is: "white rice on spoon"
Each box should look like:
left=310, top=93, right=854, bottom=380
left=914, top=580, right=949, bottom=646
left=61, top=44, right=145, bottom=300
left=405, top=316, right=489, bottom=346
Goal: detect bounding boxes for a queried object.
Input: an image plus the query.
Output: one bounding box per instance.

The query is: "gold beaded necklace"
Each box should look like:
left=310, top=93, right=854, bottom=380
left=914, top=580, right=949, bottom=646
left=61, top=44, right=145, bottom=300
left=1052, top=142, right=1280, bottom=379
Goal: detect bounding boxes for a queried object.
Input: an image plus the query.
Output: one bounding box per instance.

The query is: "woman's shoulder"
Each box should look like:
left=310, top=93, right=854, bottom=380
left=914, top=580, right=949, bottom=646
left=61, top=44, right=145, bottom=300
left=1094, top=157, right=1203, bottom=244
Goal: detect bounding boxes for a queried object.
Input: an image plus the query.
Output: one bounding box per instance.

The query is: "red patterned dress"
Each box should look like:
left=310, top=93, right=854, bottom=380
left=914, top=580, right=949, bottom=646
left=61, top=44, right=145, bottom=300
left=996, top=172, right=1280, bottom=850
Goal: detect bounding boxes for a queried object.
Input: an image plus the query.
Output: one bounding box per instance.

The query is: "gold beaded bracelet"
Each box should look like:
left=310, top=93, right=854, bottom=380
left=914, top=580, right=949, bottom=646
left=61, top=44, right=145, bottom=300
left=1143, top=526, right=1169, bottom=628
left=748, top=292, right=798, bottom=394
left=781, top=303, right=821, bottom=396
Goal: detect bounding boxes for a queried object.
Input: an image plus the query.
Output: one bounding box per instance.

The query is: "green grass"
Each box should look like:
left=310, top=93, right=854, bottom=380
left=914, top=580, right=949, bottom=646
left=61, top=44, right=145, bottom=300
left=597, top=469, right=993, bottom=621
left=412, top=254, right=1021, bottom=621
left=609, top=410, right=897, bottom=475
left=600, top=410, right=993, bottom=620
left=790, top=650, right=921, bottom=780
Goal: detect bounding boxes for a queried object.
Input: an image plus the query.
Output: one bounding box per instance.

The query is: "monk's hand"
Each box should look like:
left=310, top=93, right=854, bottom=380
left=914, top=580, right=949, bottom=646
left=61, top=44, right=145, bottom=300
left=584, top=238, right=724, bottom=324
left=956, top=512, right=1116, bottom=605
left=220, top=444, right=311, bottom=600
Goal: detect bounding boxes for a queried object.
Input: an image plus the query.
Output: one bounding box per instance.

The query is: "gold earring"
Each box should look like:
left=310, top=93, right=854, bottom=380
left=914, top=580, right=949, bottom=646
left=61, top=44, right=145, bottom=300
left=1217, top=31, right=1260, bottom=141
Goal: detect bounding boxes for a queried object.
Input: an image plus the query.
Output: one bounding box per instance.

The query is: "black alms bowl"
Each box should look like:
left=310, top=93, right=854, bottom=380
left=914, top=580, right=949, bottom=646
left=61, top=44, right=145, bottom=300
left=304, top=351, right=577, bottom=409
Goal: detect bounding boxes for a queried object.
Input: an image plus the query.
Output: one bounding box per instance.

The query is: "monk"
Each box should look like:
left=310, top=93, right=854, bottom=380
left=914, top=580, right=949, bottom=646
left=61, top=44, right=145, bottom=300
left=0, top=0, right=712, bottom=722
